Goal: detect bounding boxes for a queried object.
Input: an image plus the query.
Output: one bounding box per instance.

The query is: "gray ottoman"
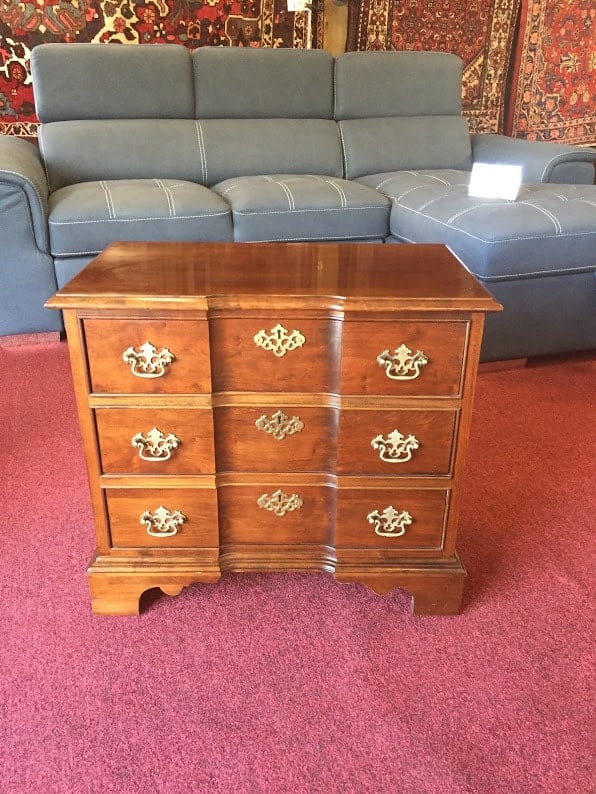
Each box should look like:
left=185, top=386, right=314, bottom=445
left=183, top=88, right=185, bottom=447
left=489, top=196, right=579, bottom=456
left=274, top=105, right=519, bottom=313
left=358, top=170, right=596, bottom=361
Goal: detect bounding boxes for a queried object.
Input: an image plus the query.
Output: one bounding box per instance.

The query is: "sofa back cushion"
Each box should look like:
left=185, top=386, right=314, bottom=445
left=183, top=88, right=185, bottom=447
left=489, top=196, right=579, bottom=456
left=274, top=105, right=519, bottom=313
left=193, top=47, right=334, bottom=119
left=196, top=119, right=343, bottom=184
left=39, top=120, right=206, bottom=192
left=192, top=47, right=342, bottom=180
left=31, top=43, right=194, bottom=122
left=334, top=51, right=472, bottom=178
left=340, top=116, right=472, bottom=179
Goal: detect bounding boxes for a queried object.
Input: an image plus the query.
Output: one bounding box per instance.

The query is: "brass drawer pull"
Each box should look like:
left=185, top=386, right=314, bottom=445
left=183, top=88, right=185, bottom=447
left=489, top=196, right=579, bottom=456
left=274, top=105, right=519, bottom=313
left=131, top=427, right=181, bottom=461
left=122, top=341, right=175, bottom=378
left=377, top=343, right=428, bottom=380
left=371, top=429, right=420, bottom=463
left=140, top=506, right=186, bottom=537
left=255, top=410, right=304, bottom=440
left=253, top=323, right=306, bottom=357
left=367, top=506, right=413, bottom=538
left=257, top=489, right=303, bottom=517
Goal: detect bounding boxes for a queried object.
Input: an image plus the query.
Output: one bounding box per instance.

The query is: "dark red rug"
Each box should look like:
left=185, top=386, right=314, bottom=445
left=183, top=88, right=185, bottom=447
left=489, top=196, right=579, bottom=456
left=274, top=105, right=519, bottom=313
left=1, top=340, right=594, bottom=792
left=345, top=0, right=520, bottom=134
left=507, top=0, right=596, bottom=144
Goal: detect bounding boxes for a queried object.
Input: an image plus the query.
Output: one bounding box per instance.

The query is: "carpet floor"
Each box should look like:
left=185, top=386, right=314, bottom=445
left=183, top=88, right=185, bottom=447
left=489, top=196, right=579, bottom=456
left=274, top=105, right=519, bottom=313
left=1, top=341, right=594, bottom=793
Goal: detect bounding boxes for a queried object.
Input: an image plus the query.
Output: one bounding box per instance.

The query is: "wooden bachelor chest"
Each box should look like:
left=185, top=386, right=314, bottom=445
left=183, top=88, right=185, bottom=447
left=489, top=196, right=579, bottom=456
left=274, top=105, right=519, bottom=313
left=47, top=241, right=501, bottom=615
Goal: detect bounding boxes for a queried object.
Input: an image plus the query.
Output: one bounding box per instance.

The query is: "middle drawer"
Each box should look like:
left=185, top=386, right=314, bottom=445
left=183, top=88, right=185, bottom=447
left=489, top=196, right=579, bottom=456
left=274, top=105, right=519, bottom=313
left=95, top=407, right=215, bottom=475
left=214, top=405, right=338, bottom=472
left=338, top=409, right=458, bottom=476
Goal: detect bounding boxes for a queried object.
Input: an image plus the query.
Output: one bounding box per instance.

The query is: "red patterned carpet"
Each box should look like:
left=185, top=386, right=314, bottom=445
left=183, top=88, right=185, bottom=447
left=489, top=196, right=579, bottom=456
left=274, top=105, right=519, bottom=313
left=1, top=340, right=594, bottom=792
left=507, top=0, right=596, bottom=145
left=345, top=0, right=520, bottom=133
left=0, top=1, right=323, bottom=137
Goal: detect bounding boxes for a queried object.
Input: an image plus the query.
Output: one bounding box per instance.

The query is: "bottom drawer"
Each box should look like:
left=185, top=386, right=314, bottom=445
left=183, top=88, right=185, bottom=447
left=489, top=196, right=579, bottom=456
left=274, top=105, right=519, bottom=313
left=106, top=488, right=218, bottom=548
left=218, top=484, right=335, bottom=546
left=336, top=488, right=449, bottom=553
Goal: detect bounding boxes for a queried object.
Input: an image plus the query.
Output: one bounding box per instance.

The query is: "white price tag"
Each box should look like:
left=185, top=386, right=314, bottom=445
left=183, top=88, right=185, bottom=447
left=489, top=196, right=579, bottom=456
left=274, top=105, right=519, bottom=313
left=468, top=162, right=523, bottom=201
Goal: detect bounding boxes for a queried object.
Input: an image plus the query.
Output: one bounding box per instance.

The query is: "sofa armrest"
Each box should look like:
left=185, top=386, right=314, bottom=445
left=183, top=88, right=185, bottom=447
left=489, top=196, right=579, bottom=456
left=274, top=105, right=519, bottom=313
left=0, top=134, right=50, bottom=251
left=471, top=133, right=596, bottom=184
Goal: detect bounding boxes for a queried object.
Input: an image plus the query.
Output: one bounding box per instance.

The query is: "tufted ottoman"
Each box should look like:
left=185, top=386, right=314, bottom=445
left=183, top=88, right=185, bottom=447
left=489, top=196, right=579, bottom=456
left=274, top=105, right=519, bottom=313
left=359, top=171, right=596, bottom=361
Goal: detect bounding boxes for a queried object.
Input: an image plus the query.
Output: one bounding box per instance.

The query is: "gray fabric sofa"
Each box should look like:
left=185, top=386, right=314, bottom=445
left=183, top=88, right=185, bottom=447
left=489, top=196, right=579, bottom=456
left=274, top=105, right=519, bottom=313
left=0, top=44, right=594, bottom=361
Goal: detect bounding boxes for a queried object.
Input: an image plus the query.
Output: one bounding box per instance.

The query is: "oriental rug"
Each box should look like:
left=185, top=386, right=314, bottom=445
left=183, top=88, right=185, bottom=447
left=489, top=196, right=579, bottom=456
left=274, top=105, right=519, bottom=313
left=0, top=0, right=323, bottom=137
left=507, top=0, right=596, bottom=145
left=345, top=0, right=521, bottom=134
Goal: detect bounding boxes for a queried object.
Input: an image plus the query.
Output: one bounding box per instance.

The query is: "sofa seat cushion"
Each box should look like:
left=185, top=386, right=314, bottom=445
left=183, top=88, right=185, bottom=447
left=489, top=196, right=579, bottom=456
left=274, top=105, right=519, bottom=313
left=357, top=170, right=596, bottom=281
left=48, top=178, right=233, bottom=257
left=212, top=174, right=390, bottom=242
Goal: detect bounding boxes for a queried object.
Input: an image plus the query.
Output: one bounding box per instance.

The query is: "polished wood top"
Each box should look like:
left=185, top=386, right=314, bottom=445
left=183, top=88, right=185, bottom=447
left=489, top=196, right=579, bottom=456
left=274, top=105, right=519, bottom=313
left=47, top=241, right=502, bottom=313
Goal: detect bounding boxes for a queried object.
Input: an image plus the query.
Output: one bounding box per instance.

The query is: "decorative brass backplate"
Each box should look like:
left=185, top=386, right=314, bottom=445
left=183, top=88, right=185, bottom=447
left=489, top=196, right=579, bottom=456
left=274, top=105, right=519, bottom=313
left=257, top=489, right=304, bottom=517
left=371, top=429, right=420, bottom=463
left=255, top=410, right=305, bottom=440
left=253, top=323, right=306, bottom=357
left=122, top=341, right=175, bottom=378
left=140, top=505, right=186, bottom=537
left=131, top=427, right=181, bottom=461
left=377, top=343, right=428, bottom=380
left=367, top=506, right=413, bottom=537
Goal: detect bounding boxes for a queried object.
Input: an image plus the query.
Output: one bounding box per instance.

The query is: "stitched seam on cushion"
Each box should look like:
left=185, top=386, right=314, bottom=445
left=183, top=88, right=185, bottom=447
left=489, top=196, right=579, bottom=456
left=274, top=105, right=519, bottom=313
left=233, top=206, right=384, bottom=216
left=245, top=233, right=383, bottom=242
left=154, top=178, right=175, bottom=217
left=49, top=211, right=231, bottom=225
left=523, top=201, right=562, bottom=233
left=469, top=263, right=595, bottom=280
left=425, top=174, right=453, bottom=186
left=446, top=201, right=512, bottom=224
left=0, top=178, right=46, bottom=253
left=52, top=249, right=103, bottom=256
left=100, top=181, right=115, bottom=219
left=540, top=151, right=596, bottom=181
left=218, top=179, right=246, bottom=197
left=276, top=180, right=295, bottom=210
left=372, top=171, right=423, bottom=191
left=338, top=125, right=350, bottom=178
left=394, top=184, right=434, bottom=201
left=394, top=204, right=596, bottom=243
left=326, top=178, right=347, bottom=208
left=195, top=121, right=208, bottom=185
left=1, top=168, right=46, bottom=205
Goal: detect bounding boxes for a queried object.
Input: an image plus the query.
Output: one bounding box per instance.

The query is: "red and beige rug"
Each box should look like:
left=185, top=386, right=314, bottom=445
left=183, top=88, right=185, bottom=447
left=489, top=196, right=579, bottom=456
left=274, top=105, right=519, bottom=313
left=0, top=0, right=323, bottom=137
left=345, top=0, right=521, bottom=134
left=507, top=0, right=596, bottom=145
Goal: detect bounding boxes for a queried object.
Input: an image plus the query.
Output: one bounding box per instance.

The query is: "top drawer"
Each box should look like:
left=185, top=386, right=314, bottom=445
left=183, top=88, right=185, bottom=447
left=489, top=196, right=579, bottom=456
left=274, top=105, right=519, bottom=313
left=210, top=317, right=342, bottom=393
left=83, top=318, right=212, bottom=394
left=341, top=321, right=468, bottom=396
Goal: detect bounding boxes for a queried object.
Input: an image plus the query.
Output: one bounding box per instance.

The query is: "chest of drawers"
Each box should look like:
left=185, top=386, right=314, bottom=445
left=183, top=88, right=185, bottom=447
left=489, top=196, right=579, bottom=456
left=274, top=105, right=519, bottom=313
left=47, top=241, right=501, bottom=615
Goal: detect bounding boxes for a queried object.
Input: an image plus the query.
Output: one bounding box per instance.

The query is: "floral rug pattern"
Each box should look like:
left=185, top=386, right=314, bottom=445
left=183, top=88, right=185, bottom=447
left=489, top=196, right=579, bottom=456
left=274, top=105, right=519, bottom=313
left=507, top=0, right=596, bottom=145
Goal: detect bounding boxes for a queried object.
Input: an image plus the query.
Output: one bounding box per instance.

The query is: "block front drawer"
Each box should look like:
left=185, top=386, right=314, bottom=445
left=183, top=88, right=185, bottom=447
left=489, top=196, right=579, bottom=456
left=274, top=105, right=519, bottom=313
left=214, top=405, right=338, bottom=472
left=341, top=321, right=468, bottom=396
left=338, top=409, right=457, bottom=476
left=218, top=484, right=336, bottom=546
left=84, top=318, right=212, bottom=394
left=96, top=407, right=215, bottom=475
left=336, top=487, right=449, bottom=552
left=106, top=487, right=219, bottom=548
left=209, top=317, right=342, bottom=392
